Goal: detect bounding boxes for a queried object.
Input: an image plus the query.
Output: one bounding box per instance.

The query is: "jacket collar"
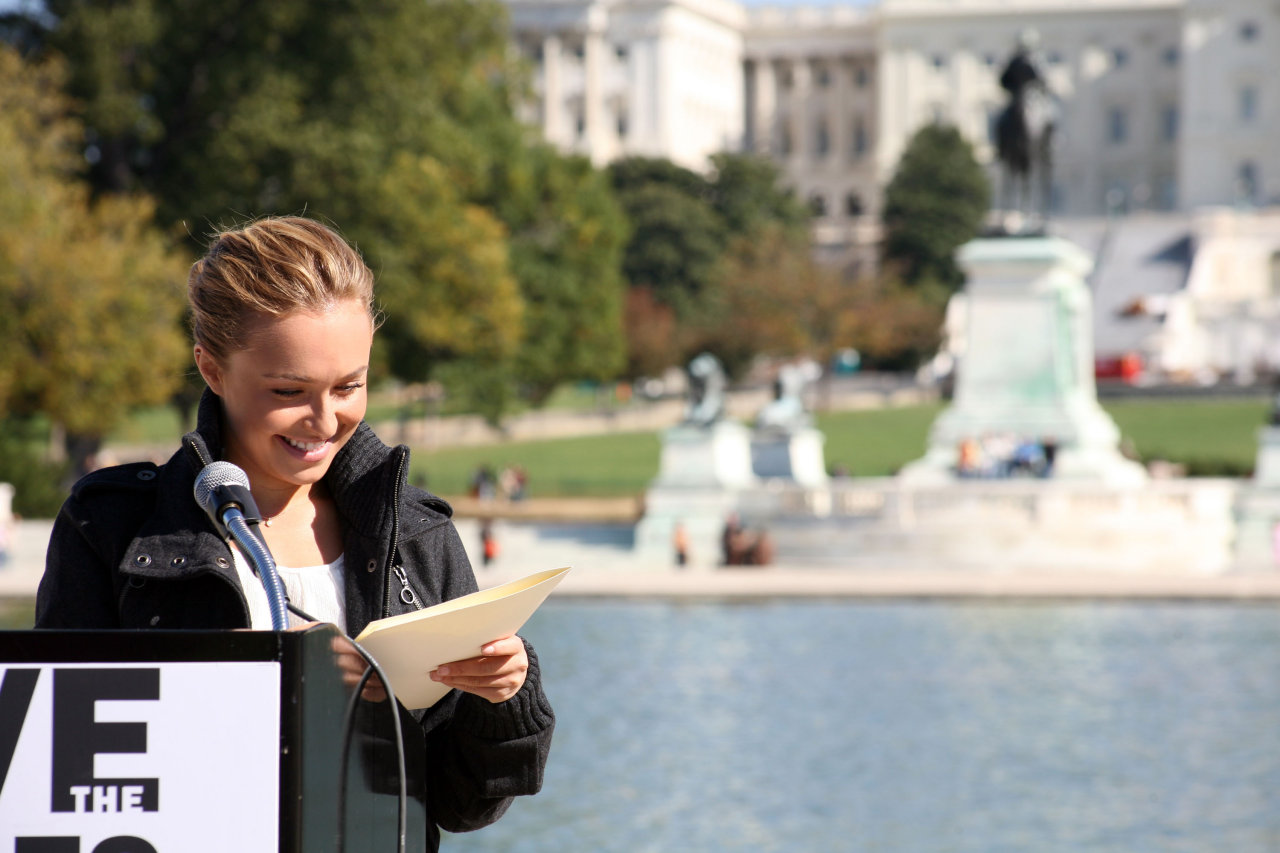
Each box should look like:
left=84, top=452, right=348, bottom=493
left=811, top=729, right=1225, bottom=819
left=181, top=387, right=447, bottom=540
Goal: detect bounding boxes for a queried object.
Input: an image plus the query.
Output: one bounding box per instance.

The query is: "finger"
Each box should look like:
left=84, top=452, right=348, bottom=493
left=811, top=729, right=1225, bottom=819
left=478, top=636, right=523, bottom=656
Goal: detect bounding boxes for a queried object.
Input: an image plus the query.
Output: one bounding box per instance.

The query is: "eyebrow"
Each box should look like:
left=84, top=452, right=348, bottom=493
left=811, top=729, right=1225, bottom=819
left=262, top=367, right=369, bottom=383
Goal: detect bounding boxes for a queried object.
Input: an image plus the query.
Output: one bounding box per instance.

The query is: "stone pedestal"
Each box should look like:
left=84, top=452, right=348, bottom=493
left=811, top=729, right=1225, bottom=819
left=1234, top=426, right=1280, bottom=570
left=634, top=421, right=756, bottom=569
left=751, top=428, right=828, bottom=486
left=652, top=421, right=756, bottom=489
left=900, top=236, right=1145, bottom=486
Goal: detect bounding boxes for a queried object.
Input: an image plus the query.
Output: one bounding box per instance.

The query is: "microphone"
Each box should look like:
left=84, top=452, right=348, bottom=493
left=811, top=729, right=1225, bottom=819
left=193, top=461, right=290, bottom=631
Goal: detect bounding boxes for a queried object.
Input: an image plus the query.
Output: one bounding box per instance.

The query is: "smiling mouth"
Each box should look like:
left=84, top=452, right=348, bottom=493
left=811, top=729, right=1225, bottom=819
left=283, top=436, right=330, bottom=453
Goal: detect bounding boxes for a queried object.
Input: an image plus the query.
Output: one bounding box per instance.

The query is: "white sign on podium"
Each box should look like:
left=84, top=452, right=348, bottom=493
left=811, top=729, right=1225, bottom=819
left=1, top=661, right=280, bottom=852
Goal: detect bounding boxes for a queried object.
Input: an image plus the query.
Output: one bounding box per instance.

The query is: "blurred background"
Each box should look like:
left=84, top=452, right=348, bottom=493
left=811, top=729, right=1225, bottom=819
left=3, top=0, right=1280, bottom=849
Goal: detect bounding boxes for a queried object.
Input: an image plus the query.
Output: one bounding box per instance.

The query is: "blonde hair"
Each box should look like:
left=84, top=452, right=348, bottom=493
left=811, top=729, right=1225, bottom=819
left=188, top=216, right=377, bottom=361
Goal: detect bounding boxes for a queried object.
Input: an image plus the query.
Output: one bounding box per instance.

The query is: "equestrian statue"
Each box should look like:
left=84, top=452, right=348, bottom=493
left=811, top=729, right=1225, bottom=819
left=994, top=30, right=1057, bottom=233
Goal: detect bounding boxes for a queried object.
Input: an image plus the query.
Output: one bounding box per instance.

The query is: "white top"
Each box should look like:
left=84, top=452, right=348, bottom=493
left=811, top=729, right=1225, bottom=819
left=231, top=544, right=347, bottom=633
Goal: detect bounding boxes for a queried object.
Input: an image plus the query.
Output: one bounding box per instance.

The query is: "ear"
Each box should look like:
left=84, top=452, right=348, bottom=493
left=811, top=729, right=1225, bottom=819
left=193, top=345, right=225, bottom=396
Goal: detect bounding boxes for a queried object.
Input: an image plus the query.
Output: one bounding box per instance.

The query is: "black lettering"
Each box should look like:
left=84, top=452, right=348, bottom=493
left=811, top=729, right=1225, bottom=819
left=51, top=669, right=159, bottom=813
left=0, top=668, right=40, bottom=797
left=15, top=839, right=78, bottom=853
left=93, top=838, right=157, bottom=853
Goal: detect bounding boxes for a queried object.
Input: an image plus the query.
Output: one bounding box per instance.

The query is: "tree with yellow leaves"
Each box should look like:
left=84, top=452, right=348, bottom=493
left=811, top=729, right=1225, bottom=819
left=0, top=46, right=188, bottom=484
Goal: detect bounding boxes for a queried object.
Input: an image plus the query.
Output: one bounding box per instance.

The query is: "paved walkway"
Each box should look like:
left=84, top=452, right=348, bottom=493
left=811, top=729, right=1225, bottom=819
left=9, top=518, right=1280, bottom=604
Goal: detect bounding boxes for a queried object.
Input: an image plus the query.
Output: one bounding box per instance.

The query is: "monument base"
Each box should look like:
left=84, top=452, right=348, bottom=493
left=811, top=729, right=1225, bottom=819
left=751, top=427, right=828, bottom=486
left=900, top=235, right=1146, bottom=487
left=1234, top=426, right=1280, bottom=571
left=653, top=421, right=756, bottom=489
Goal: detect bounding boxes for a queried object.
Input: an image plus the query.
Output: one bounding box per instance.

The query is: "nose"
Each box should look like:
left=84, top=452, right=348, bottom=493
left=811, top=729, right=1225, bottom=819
left=307, top=394, right=339, bottom=437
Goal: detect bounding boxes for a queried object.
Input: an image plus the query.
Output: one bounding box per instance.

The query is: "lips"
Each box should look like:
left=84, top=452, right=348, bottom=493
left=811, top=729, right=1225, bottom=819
left=279, top=435, right=331, bottom=462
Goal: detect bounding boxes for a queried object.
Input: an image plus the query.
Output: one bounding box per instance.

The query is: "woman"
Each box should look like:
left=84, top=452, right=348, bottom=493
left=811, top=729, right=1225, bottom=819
left=36, top=216, right=553, bottom=843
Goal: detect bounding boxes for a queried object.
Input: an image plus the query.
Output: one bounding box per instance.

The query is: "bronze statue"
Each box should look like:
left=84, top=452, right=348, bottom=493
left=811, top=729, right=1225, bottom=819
left=994, top=29, right=1056, bottom=232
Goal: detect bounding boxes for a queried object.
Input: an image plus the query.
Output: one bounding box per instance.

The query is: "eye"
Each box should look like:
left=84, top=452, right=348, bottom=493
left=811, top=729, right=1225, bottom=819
left=335, top=382, right=365, bottom=396
left=272, top=389, right=303, bottom=399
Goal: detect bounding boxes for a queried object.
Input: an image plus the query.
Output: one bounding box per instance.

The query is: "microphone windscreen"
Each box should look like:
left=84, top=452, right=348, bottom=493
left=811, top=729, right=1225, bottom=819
left=193, top=460, right=252, bottom=515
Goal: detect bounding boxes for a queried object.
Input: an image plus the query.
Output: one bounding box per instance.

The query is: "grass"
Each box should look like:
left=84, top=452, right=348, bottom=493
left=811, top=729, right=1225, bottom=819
left=412, top=430, right=663, bottom=498
left=100, top=394, right=1271, bottom=500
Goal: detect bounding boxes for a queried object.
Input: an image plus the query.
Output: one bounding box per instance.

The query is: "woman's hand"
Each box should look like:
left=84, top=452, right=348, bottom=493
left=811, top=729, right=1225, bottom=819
left=330, top=632, right=387, bottom=702
left=430, top=635, right=528, bottom=704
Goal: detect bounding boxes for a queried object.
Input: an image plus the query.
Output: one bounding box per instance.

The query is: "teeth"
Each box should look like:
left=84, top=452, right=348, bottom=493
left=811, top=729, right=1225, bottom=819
left=285, top=437, right=326, bottom=452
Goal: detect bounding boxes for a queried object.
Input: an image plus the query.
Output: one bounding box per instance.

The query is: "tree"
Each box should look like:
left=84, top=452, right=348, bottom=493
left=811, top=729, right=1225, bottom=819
left=12, top=0, right=623, bottom=416
left=881, top=123, right=990, bottom=290
left=489, top=146, right=628, bottom=405
left=0, top=47, right=189, bottom=477
left=690, top=227, right=857, bottom=379
left=706, top=152, right=810, bottom=242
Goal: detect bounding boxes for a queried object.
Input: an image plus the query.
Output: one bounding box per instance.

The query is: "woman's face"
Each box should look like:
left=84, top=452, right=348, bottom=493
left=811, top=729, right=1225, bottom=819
left=195, top=299, right=374, bottom=496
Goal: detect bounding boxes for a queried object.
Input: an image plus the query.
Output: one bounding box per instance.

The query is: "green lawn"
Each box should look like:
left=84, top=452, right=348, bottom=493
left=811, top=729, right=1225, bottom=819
left=413, top=397, right=1270, bottom=496
left=104, top=395, right=1272, bottom=498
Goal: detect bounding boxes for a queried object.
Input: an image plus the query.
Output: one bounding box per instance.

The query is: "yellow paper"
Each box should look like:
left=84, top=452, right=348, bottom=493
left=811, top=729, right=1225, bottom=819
left=354, top=567, right=570, bottom=710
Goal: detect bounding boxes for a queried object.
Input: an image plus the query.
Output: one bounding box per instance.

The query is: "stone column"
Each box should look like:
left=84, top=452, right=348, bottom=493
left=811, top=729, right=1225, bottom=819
left=542, top=34, right=564, bottom=147
left=789, top=58, right=811, bottom=163
left=752, top=59, right=777, bottom=155
left=583, top=26, right=608, bottom=164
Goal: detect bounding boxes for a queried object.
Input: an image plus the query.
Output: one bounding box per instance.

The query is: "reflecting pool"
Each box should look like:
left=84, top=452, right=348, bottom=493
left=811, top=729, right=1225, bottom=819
left=449, top=600, right=1280, bottom=852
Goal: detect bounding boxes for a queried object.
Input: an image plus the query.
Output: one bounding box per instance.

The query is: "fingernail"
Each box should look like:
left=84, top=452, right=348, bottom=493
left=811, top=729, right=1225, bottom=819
left=482, top=645, right=495, bottom=655
left=436, top=666, right=449, bottom=676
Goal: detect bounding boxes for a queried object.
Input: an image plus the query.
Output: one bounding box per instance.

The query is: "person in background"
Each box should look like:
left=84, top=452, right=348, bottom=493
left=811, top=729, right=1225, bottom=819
left=35, top=216, right=554, bottom=849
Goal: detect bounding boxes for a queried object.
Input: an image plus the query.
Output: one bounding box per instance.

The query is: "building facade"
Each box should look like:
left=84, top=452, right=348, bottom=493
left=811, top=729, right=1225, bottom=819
left=503, top=0, right=1280, bottom=219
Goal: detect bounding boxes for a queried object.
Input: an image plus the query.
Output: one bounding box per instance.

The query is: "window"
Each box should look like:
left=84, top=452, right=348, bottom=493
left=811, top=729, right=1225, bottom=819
left=1239, top=162, right=1259, bottom=203
left=1241, top=21, right=1259, bottom=42
left=816, top=67, right=832, bottom=88
left=1241, top=85, right=1258, bottom=122
left=1107, top=107, right=1128, bottom=144
left=1112, top=47, right=1128, bottom=68
left=845, top=193, right=864, bottom=217
left=852, top=118, right=868, bottom=158
left=617, top=111, right=629, bottom=138
left=779, top=125, right=792, bottom=156
left=1046, top=50, right=1063, bottom=65
left=809, top=193, right=827, bottom=217
left=1161, top=105, right=1178, bottom=142
left=854, top=66, right=869, bottom=88
left=983, top=53, right=998, bottom=68
left=1162, top=46, right=1179, bottom=66
left=615, top=45, right=628, bottom=60
left=932, top=54, right=948, bottom=70
left=815, top=119, right=830, bottom=157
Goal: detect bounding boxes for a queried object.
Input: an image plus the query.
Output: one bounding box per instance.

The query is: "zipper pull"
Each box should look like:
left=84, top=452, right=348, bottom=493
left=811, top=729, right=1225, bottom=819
left=393, top=564, right=423, bottom=609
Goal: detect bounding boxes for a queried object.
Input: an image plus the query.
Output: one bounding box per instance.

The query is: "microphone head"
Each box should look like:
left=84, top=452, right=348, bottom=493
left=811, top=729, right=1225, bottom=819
left=193, top=460, right=252, bottom=517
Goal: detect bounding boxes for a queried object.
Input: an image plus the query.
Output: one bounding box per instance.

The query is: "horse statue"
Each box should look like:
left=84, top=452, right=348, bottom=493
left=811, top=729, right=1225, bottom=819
left=994, top=30, right=1057, bottom=232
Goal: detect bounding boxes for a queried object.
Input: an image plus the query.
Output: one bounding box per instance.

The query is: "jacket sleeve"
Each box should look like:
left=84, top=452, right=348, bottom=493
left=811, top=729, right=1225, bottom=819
left=422, top=640, right=556, bottom=833
left=408, top=519, right=556, bottom=833
left=36, top=496, right=125, bottom=629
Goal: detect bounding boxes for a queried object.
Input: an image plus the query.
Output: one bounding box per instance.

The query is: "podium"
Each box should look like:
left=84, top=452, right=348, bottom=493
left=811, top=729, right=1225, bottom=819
left=0, top=626, right=428, bottom=852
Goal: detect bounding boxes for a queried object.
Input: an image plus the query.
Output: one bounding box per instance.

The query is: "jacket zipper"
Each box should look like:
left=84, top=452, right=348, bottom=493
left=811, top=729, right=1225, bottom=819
left=393, top=565, right=424, bottom=610
left=381, top=447, right=409, bottom=618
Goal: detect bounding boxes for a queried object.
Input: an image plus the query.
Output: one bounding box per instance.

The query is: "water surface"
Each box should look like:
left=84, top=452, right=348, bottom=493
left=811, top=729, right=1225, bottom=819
left=449, top=600, right=1280, bottom=852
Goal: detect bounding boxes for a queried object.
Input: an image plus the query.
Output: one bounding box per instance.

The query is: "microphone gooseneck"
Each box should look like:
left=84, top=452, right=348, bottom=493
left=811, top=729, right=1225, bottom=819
left=192, top=461, right=290, bottom=631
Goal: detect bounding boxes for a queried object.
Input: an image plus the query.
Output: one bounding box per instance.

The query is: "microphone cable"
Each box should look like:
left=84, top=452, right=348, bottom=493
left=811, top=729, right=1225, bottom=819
left=288, top=603, right=407, bottom=853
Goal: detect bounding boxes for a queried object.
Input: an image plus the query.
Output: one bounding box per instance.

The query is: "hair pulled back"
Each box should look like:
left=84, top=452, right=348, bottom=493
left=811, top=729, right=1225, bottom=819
left=188, top=216, right=377, bottom=362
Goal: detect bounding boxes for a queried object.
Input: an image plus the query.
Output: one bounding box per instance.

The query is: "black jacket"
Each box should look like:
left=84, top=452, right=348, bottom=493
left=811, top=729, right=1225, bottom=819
left=36, top=389, right=554, bottom=845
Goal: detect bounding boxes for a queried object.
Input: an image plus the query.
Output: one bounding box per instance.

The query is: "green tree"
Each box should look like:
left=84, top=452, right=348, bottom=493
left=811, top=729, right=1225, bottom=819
left=14, top=0, right=622, bottom=416
left=489, top=147, right=628, bottom=405
left=706, top=152, right=810, bottom=242
left=881, top=123, right=990, bottom=290
left=0, top=47, right=188, bottom=478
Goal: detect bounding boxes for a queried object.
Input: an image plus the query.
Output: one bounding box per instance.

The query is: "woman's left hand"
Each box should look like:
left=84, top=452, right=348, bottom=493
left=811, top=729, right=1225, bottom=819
left=430, top=635, right=528, bottom=704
